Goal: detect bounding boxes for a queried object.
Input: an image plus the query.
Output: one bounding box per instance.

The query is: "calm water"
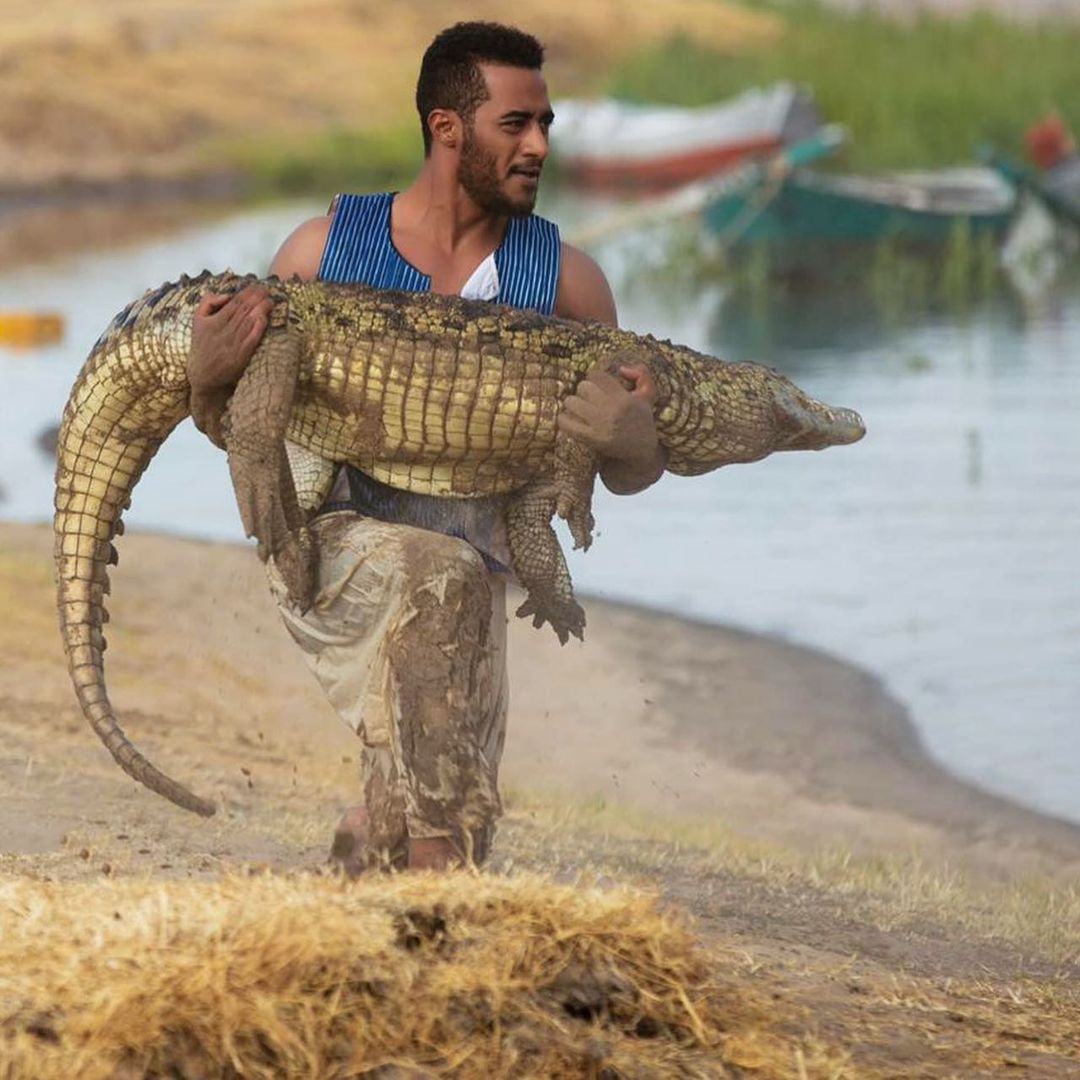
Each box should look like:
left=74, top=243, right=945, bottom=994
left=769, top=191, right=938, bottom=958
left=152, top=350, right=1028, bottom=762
left=1, top=198, right=1077, bottom=823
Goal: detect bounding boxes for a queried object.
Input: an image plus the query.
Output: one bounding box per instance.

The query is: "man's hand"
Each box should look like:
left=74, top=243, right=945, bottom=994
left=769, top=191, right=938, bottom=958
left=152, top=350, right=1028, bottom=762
left=188, top=284, right=273, bottom=392
left=187, top=284, right=273, bottom=447
left=557, top=363, right=667, bottom=494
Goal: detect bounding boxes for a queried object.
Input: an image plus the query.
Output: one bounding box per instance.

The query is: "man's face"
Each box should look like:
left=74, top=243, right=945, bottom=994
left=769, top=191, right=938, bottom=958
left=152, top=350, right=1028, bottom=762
left=458, top=63, right=553, bottom=217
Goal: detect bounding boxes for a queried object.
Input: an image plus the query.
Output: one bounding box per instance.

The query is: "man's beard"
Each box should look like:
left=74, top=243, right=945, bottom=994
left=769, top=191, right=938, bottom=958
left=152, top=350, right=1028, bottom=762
left=459, top=129, right=536, bottom=218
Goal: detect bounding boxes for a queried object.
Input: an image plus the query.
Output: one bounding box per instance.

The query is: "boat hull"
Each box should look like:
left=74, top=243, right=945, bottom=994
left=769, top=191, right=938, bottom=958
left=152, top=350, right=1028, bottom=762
left=552, top=84, right=822, bottom=193
left=704, top=167, right=1016, bottom=259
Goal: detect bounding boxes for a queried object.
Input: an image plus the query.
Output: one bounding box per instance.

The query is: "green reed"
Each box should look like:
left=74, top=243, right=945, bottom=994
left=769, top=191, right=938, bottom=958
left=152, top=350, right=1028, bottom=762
left=609, top=1, right=1080, bottom=172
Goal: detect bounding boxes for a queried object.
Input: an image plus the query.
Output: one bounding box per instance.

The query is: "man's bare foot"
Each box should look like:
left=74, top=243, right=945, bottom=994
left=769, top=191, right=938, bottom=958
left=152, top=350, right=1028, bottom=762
left=329, top=805, right=370, bottom=878
left=406, top=836, right=462, bottom=871
left=332, top=809, right=464, bottom=873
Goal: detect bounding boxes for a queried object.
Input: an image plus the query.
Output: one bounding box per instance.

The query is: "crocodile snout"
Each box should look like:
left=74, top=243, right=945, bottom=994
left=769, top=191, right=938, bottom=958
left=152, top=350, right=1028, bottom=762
left=775, top=384, right=866, bottom=451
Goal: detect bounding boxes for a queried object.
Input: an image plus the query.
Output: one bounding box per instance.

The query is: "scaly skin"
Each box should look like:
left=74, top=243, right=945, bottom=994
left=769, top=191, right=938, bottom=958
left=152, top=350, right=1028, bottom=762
left=55, top=271, right=865, bottom=816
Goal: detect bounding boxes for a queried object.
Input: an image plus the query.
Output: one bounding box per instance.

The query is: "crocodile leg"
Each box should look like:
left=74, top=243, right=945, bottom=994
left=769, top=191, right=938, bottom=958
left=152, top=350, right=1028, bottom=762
left=225, top=304, right=316, bottom=611
left=506, top=480, right=585, bottom=645
left=554, top=431, right=598, bottom=552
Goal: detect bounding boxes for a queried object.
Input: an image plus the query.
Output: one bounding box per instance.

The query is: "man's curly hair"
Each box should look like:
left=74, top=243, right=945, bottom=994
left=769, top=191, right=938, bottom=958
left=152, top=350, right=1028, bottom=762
left=416, top=22, right=545, bottom=155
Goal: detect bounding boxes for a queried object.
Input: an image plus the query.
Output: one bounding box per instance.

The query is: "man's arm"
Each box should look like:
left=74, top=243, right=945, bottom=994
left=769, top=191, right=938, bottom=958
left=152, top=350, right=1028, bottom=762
left=554, top=244, right=667, bottom=494
left=187, top=216, right=331, bottom=447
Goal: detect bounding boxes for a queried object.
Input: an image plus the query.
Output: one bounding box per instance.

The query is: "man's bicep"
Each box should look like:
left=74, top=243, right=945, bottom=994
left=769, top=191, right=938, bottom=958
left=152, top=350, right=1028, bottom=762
left=554, top=243, right=617, bottom=326
left=268, top=216, right=333, bottom=281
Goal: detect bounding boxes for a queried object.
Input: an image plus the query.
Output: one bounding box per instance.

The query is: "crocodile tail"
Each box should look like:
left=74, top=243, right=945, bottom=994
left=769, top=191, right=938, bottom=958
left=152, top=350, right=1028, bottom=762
left=53, top=328, right=216, bottom=818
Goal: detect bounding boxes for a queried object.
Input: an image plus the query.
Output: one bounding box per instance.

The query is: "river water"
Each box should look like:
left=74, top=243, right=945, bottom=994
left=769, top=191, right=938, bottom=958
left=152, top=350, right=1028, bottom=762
left=1, top=196, right=1077, bottom=824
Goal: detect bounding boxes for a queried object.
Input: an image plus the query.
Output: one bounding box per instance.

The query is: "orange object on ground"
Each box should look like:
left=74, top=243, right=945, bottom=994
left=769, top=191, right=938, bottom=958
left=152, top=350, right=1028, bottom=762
left=0, top=311, right=65, bottom=348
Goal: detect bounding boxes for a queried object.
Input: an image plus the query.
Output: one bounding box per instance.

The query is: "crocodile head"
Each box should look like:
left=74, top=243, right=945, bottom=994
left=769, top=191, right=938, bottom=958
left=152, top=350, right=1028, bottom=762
left=649, top=345, right=865, bottom=477
left=765, top=375, right=866, bottom=452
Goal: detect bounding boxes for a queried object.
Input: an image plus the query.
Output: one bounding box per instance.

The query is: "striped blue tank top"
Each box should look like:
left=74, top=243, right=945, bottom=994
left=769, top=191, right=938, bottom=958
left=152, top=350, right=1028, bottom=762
left=316, top=192, right=563, bottom=571
left=319, top=192, right=561, bottom=311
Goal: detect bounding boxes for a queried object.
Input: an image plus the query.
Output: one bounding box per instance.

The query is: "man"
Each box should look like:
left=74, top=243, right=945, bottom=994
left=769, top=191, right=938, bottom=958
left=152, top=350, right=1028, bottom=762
left=1025, top=113, right=1080, bottom=217
left=187, top=22, right=665, bottom=873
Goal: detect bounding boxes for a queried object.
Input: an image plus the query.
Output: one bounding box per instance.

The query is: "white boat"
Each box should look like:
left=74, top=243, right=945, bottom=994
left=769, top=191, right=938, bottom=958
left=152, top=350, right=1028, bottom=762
left=550, top=83, right=822, bottom=192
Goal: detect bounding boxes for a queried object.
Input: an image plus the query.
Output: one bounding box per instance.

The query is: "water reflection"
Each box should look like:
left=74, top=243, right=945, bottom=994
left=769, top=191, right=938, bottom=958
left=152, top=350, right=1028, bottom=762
left=580, top=208, right=1080, bottom=826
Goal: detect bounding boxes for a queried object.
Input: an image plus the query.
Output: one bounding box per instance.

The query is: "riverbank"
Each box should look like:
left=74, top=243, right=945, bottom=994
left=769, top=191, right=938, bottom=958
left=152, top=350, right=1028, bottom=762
left=7, top=521, right=1080, bottom=1072
left=4, top=0, right=1079, bottom=202
left=0, top=0, right=777, bottom=197
left=7, top=516, right=1080, bottom=882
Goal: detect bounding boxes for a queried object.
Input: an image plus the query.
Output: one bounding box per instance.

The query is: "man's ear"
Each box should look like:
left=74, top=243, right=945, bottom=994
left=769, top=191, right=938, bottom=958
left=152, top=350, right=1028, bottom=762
left=428, top=109, right=461, bottom=150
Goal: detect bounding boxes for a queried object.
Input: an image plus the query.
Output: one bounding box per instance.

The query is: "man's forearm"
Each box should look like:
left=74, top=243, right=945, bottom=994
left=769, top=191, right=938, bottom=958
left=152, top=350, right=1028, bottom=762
left=598, top=443, right=667, bottom=495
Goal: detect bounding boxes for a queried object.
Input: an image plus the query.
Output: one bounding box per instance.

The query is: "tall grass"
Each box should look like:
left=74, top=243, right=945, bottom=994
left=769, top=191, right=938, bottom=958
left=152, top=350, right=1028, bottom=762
left=608, top=1, right=1080, bottom=170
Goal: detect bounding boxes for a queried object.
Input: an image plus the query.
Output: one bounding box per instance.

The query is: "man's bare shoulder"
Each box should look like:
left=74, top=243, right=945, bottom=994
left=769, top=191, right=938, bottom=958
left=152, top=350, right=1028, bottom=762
left=554, top=242, right=617, bottom=326
left=269, top=216, right=333, bottom=282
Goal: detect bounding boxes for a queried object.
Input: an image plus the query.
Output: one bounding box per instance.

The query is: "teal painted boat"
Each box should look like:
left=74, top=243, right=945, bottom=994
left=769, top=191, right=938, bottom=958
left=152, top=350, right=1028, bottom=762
left=980, top=146, right=1080, bottom=228
left=704, top=166, right=1017, bottom=256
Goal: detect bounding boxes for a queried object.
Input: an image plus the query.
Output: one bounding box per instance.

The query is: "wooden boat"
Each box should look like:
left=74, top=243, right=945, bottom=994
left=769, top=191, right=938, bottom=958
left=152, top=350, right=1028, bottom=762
left=550, top=84, right=822, bottom=193
left=567, top=126, right=847, bottom=248
left=703, top=166, right=1017, bottom=256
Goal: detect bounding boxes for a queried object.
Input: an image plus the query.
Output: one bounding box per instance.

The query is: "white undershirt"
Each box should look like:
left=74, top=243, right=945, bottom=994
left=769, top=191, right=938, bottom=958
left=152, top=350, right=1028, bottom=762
left=458, top=253, right=500, bottom=301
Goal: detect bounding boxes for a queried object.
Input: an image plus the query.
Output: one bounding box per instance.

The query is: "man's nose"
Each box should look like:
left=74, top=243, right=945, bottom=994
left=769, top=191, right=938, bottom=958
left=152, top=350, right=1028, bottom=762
left=522, top=122, right=549, bottom=161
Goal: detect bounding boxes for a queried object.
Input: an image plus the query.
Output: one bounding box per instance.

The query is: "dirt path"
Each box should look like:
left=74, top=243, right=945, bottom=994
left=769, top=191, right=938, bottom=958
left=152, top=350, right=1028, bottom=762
left=4, top=520, right=1079, bottom=1074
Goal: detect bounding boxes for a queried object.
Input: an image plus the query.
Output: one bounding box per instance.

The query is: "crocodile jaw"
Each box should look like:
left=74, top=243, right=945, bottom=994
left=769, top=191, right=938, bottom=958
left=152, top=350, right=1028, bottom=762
left=773, top=381, right=866, bottom=451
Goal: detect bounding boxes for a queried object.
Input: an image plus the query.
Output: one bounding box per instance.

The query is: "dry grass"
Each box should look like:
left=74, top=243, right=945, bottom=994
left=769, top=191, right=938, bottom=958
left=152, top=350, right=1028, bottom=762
left=0, top=0, right=779, bottom=189
left=0, top=871, right=842, bottom=1079
left=506, top=790, right=1080, bottom=968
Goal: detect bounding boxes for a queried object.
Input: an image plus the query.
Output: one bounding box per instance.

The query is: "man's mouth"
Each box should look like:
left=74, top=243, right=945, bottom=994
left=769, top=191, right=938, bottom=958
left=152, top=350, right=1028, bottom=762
left=511, top=166, right=541, bottom=181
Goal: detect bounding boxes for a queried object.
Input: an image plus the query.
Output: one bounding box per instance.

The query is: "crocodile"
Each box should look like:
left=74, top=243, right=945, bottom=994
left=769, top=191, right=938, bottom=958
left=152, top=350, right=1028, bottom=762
left=54, top=271, right=865, bottom=817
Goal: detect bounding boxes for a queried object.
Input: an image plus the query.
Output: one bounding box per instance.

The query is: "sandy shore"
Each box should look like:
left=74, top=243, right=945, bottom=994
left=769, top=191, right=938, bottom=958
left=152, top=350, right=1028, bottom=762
left=5, top=519, right=1079, bottom=883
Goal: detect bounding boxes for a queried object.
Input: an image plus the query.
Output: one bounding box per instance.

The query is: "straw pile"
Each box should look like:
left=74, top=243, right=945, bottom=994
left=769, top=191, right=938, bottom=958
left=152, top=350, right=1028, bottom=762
left=0, top=872, right=794, bottom=1078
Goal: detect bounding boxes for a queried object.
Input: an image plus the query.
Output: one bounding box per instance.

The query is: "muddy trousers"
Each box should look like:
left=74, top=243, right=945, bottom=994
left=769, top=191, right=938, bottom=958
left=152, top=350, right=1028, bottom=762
left=268, top=512, right=509, bottom=869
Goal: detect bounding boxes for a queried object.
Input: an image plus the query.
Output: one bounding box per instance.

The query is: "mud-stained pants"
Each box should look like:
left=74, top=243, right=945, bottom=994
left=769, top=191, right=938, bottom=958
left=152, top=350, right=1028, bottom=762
left=267, top=511, right=509, bottom=869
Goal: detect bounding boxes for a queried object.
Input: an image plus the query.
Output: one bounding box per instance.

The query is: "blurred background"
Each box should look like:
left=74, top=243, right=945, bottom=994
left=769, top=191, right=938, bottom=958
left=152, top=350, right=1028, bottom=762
left=1, top=0, right=1077, bottom=822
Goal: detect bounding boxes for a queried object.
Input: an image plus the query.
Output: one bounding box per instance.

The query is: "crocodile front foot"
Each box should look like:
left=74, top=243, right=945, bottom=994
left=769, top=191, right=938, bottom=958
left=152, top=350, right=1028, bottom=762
left=223, top=315, right=316, bottom=610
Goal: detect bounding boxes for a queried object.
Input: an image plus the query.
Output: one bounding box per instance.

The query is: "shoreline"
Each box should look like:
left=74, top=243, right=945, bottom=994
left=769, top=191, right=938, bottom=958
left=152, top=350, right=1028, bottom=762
left=2, top=184, right=1075, bottom=873
left=0, top=185, right=252, bottom=275
left=506, top=589, right=1080, bottom=881
left=596, top=593, right=1080, bottom=839
left=5, top=519, right=1078, bottom=882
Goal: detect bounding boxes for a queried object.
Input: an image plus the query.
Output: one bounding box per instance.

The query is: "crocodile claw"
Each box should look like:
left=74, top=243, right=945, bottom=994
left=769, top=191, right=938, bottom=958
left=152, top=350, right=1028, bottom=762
left=272, top=525, right=317, bottom=613
left=557, top=492, right=595, bottom=552
left=515, top=593, right=586, bottom=645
